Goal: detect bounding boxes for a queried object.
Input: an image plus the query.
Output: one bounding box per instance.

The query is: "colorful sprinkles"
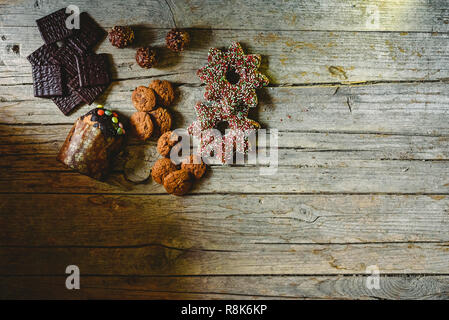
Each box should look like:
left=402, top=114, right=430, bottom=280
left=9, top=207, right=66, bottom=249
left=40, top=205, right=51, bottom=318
left=82, top=105, right=126, bottom=137
left=188, top=42, right=269, bottom=162
left=197, top=42, right=269, bottom=109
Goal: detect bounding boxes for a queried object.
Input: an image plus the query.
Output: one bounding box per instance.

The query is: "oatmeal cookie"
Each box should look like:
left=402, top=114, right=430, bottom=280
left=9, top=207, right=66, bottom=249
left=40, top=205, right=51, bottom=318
left=130, top=111, right=153, bottom=140
left=157, top=130, right=180, bottom=157
left=151, top=158, right=177, bottom=184
left=149, top=80, right=175, bottom=107
left=163, top=169, right=192, bottom=196
left=132, top=86, right=156, bottom=112
left=181, top=155, right=206, bottom=179
left=150, top=107, right=172, bottom=137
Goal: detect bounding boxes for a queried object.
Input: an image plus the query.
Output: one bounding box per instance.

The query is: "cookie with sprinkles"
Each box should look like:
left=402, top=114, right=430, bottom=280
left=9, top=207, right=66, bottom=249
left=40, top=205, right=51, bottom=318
left=197, top=41, right=269, bottom=109
left=188, top=101, right=259, bottom=163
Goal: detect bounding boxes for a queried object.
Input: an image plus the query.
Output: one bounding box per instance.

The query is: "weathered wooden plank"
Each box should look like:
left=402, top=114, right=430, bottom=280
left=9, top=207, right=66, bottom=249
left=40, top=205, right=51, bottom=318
left=2, top=27, right=449, bottom=85
left=2, top=82, right=449, bottom=136
left=2, top=142, right=448, bottom=173
left=1, top=126, right=448, bottom=173
left=1, top=0, right=448, bottom=32
left=1, top=159, right=448, bottom=194
left=1, top=275, right=448, bottom=300
left=3, top=124, right=449, bottom=157
left=1, top=194, right=448, bottom=246
left=1, top=243, right=448, bottom=275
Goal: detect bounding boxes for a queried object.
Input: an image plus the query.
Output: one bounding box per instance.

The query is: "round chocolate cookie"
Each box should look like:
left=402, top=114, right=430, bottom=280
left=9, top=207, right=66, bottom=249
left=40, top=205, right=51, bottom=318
left=132, top=86, right=156, bottom=112
left=181, top=155, right=206, bottom=180
left=149, top=80, right=175, bottom=107
left=150, top=107, right=172, bottom=137
left=151, top=158, right=177, bottom=184
left=130, top=111, right=153, bottom=140
left=157, top=131, right=180, bottom=157
left=163, top=169, right=192, bottom=196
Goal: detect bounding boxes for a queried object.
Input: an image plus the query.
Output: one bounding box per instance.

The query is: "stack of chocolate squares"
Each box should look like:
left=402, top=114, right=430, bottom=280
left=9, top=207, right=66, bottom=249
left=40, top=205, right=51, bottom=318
left=27, top=9, right=110, bottom=115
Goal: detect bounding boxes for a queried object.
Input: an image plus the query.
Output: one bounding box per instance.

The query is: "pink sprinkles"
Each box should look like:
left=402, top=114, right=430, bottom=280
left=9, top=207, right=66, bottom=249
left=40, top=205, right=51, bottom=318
left=197, top=42, right=269, bottom=109
left=189, top=42, right=269, bottom=162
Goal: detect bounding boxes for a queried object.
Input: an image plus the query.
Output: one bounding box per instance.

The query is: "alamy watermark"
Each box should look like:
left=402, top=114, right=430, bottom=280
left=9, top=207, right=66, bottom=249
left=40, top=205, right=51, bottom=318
left=365, top=265, right=380, bottom=290
left=365, top=4, right=380, bottom=29
left=65, top=265, right=80, bottom=290
left=65, top=5, right=80, bottom=30
left=169, top=128, right=278, bottom=175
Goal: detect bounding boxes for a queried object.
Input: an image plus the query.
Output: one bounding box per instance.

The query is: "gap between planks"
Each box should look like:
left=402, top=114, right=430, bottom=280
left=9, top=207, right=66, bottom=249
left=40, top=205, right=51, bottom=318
left=0, top=240, right=448, bottom=249
left=1, top=273, right=449, bottom=278
left=2, top=78, right=449, bottom=89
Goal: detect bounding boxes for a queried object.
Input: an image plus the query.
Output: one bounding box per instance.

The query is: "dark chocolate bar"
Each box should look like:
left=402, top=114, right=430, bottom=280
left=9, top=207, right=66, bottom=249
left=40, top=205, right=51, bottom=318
left=52, top=90, right=83, bottom=115
left=36, top=8, right=75, bottom=44
left=32, top=64, right=63, bottom=97
left=27, top=43, right=59, bottom=65
left=67, top=12, right=107, bottom=54
left=49, top=42, right=79, bottom=77
left=76, top=53, right=110, bottom=87
left=68, top=76, right=107, bottom=105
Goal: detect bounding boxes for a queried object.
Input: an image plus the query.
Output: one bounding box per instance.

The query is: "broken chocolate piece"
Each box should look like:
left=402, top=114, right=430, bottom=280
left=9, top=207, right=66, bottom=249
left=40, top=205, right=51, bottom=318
left=67, top=12, right=107, bottom=54
left=76, top=53, right=110, bottom=87
left=32, top=64, right=63, bottom=97
left=27, top=43, right=59, bottom=65
left=52, top=90, right=83, bottom=115
left=68, top=76, right=106, bottom=105
left=36, top=8, right=75, bottom=44
left=50, top=43, right=79, bottom=77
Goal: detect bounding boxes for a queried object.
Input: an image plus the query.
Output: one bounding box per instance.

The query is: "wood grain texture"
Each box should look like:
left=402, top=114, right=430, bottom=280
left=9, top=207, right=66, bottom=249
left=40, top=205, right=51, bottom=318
left=3, top=124, right=449, bottom=158
left=2, top=28, right=449, bottom=85
left=2, top=82, right=449, bottom=136
left=1, top=243, right=449, bottom=275
left=2, top=125, right=448, bottom=170
left=1, top=123, right=449, bottom=195
left=2, top=0, right=449, bottom=299
left=1, top=0, right=449, bottom=32
left=1, top=160, right=449, bottom=194
left=1, top=275, right=448, bottom=300
left=1, top=194, right=448, bottom=246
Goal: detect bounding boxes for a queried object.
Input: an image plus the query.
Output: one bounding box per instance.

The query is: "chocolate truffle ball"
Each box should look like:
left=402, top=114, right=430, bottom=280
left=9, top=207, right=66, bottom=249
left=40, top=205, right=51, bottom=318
left=165, top=28, right=190, bottom=52
left=136, top=47, right=157, bottom=69
left=109, top=26, right=134, bottom=48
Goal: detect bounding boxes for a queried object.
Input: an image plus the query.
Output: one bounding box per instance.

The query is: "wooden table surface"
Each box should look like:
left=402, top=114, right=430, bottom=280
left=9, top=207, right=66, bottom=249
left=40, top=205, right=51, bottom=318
left=1, top=0, right=449, bottom=299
